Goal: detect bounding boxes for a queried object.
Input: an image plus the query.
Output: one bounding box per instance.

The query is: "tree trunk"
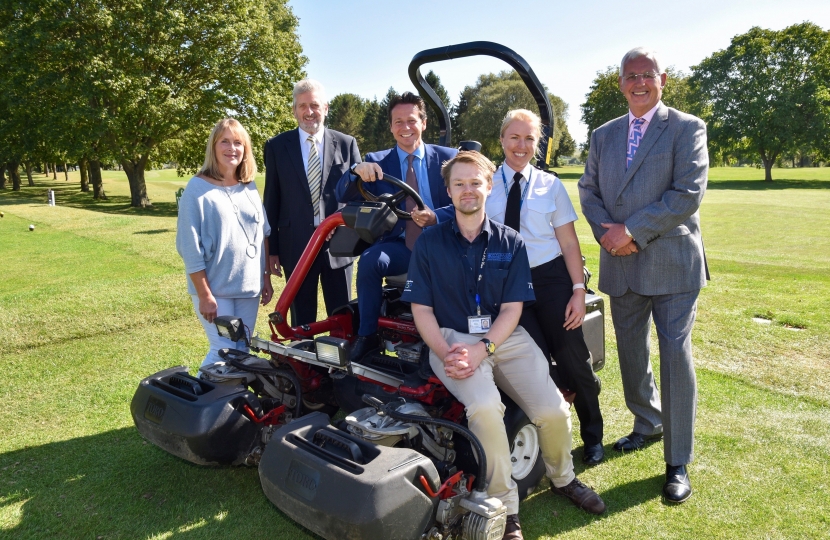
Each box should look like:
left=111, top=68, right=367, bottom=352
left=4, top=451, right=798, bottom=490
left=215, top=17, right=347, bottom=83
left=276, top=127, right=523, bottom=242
left=79, top=159, right=90, bottom=192
left=10, top=162, right=21, bottom=191
left=0, top=164, right=7, bottom=189
left=52, top=163, right=57, bottom=180
left=25, top=162, right=34, bottom=186
left=63, top=163, right=68, bottom=181
left=89, top=159, right=107, bottom=200
left=121, top=156, right=151, bottom=207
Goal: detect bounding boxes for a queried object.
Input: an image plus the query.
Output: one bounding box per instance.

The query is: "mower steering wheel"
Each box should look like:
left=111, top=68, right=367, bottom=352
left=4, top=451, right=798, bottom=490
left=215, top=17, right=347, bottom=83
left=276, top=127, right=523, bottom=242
left=356, top=172, right=425, bottom=220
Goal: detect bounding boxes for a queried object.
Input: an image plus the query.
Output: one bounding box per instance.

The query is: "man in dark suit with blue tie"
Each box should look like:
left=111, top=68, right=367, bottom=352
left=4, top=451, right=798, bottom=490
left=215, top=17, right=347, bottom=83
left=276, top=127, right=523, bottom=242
left=336, top=92, right=457, bottom=359
left=579, top=48, right=709, bottom=503
left=264, top=79, right=361, bottom=327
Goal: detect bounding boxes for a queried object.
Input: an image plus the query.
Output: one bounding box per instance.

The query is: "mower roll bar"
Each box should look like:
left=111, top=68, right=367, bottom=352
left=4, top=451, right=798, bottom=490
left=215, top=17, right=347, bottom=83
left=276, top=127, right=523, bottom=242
left=408, top=41, right=554, bottom=169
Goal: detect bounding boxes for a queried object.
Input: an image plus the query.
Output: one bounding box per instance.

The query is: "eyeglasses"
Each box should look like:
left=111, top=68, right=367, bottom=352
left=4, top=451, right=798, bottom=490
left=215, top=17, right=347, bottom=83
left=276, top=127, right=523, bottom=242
left=623, top=71, right=659, bottom=82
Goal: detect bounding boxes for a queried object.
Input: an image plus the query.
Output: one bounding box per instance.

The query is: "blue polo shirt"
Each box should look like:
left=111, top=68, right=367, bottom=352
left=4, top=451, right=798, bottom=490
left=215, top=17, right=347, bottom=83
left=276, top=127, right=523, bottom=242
left=401, top=216, right=535, bottom=333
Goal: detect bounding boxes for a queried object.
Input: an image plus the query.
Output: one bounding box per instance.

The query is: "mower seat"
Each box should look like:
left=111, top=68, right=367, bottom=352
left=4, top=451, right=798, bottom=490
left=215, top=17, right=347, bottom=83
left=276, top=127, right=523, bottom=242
left=385, top=273, right=408, bottom=288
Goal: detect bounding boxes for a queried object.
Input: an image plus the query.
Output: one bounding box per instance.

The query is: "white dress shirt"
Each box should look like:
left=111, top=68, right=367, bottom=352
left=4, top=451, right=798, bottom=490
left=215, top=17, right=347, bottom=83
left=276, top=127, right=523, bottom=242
left=627, top=101, right=661, bottom=141
left=299, top=127, right=326, bottom=226
left=485, top=163, right=578, bottom=268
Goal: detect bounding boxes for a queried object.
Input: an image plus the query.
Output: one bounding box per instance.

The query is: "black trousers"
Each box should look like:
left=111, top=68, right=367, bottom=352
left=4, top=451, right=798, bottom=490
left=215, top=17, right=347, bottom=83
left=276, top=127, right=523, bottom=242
left=284, top=247, right=352, bottom=327
left=519, top=256, right=604, bottom=446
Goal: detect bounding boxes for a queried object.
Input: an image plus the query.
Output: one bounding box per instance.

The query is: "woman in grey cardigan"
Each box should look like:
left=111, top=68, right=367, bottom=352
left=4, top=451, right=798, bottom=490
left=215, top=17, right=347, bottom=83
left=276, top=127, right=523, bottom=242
left=176, top=118, right=273, bottom=367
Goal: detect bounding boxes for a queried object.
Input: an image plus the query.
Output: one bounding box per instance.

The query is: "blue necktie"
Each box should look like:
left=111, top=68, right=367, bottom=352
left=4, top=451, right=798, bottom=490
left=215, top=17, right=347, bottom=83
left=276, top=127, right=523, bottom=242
left=626, top=118, right=646, bottom=170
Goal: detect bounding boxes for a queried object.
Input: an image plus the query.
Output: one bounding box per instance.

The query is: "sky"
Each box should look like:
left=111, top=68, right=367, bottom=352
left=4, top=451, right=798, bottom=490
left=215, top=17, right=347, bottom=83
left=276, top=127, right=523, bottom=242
left=287, top=0, right=830, bottom=146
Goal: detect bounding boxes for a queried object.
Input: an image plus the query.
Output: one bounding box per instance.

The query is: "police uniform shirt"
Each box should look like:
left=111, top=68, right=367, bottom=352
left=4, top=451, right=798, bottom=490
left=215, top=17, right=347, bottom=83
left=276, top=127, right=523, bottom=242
left=401, top=217, right=535, bottom=333
left=485, top=163, right=579, bottom=269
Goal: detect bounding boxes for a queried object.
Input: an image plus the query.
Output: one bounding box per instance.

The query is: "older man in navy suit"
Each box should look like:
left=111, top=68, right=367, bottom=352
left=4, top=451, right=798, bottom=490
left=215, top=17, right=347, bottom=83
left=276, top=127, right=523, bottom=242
left=336, top=92, right=457, bottom=359
left=578, top=47, right=709, bottom=504
left=264, top=79, right=361, bottom=327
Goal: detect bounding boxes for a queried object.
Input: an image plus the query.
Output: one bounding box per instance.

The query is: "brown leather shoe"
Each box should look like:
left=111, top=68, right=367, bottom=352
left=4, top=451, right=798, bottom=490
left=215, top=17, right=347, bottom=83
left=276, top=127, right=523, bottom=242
left=551, top=477, right=606, bottom=514
left=503, top=514, right=523, bottom=540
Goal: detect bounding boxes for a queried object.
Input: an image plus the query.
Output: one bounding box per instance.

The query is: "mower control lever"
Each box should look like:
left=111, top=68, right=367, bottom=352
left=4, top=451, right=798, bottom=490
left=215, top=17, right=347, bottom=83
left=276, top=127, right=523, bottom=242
left=362, top=394, right=385, bottom=411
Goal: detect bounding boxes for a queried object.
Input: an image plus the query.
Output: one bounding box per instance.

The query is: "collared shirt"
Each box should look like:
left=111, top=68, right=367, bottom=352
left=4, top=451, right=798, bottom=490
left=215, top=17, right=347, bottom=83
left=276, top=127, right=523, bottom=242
left=627, top=101, right=661, bottom=142
left=402, top=216, right=535, bottom=333
left=396, top=144, right=434, bottom=210
left=485, top=164, right=578, bottom=268
left=299, top=127, right=325, bottom=226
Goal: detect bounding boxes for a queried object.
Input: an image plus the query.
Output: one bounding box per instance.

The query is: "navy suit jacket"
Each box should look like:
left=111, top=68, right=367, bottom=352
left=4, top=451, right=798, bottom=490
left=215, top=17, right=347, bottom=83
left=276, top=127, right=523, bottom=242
left=335, top=144, right=457, bottom=242
left=264, top=128, right=361, bottom=271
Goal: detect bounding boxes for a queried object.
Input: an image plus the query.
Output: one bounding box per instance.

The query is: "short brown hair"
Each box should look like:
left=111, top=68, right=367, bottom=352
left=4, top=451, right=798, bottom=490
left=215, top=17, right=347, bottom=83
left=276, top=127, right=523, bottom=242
left=387, top=91, right=427, bottom=124
left=441, top=151, right=496, bottom=187
left=199, top=118, right=257, bottom=184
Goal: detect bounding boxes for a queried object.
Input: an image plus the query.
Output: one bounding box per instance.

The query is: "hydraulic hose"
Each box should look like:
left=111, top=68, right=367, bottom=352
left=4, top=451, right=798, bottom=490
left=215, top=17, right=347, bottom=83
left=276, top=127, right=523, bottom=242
left=363, top=395, right=487, bottom=492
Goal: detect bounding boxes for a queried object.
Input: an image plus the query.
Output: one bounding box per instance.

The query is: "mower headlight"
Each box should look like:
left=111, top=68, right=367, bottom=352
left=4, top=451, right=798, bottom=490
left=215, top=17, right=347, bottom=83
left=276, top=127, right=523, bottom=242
left=315, top=337, right=351, bottom=368
left=214, top=316, right=247, bottom=343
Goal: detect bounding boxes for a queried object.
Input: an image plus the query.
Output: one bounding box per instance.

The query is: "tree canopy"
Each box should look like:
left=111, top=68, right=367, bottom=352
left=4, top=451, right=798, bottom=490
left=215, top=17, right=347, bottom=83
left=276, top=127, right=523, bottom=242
left=691, top=22, right=830, bottom=180
left=0, top=0, right=305, bottom=205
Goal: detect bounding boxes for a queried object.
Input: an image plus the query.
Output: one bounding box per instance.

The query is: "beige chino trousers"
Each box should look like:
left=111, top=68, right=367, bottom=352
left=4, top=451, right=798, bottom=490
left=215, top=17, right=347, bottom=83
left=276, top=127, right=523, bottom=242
left=429, top=326, right=575, bottom=515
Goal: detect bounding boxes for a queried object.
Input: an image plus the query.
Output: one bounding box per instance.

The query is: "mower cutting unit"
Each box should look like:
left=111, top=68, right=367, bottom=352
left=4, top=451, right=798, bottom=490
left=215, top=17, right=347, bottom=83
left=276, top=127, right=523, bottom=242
left=131, top=41, right=605, bottom=540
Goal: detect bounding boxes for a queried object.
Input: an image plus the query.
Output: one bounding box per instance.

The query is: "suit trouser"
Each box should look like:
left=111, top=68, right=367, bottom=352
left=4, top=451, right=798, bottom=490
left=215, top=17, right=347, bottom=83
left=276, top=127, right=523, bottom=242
left=285, top=247, right=352, bottom=327
left=429, top=326, right=574, bottom=515
left=610, top=288, right=699, bottom=466
left=520, top=256, right=604, bottom=446
left=355, top=238, right=410, bottom=335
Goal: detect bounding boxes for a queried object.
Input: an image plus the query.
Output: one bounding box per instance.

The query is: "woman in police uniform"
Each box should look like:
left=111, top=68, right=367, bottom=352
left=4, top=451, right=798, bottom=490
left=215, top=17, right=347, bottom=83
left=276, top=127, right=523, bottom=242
left=485, top=109, right=604, bottom=465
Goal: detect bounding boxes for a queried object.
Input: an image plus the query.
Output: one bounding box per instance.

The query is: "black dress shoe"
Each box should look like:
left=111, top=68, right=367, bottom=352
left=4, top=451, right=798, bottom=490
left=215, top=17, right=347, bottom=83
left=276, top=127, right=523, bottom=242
left=350, top=334, right=379, bottom=361
left=582, top=443, right=604, bottom=465
left=612, top=431, right=663, bottom=452
left=663, top=464, right=692, bottom=503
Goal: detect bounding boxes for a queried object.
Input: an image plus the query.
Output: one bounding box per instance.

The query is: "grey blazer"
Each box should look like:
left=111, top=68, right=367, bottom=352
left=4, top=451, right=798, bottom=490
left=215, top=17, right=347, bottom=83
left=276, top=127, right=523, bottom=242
left=578, top=103, right=709, bottom=297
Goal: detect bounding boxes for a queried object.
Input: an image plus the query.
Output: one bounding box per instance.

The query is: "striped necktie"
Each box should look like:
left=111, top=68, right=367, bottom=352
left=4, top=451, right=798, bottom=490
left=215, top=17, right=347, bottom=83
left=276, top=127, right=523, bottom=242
left=306, top=135, right=322, bottom=216
left=626, top=118, right=646, bottom=170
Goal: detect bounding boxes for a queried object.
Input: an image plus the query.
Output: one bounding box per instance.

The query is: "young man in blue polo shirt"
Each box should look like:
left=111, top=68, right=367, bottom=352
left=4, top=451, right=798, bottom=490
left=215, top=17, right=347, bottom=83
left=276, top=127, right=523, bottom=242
left=402, top=152, right=605, bottom=540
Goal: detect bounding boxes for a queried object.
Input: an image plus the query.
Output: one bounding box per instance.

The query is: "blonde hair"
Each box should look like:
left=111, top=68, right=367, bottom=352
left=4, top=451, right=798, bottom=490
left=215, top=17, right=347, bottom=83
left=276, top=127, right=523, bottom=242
left=199, top=118, right=257, bottom=184
left=499, top=109, right=543, bottom=161
left=441, top=151, right=496, bottom=188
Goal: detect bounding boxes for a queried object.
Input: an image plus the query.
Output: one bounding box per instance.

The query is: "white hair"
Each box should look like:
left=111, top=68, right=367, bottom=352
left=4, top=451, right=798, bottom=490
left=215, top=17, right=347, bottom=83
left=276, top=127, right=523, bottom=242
left=292, top=79, right=327, bottom=107
left=619, top=47, right=664, bottom=76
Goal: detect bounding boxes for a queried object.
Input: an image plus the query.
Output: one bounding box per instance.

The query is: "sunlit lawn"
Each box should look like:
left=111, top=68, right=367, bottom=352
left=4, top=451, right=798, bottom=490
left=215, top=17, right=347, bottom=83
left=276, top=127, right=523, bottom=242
left=1, top=165, right=828, bottom=539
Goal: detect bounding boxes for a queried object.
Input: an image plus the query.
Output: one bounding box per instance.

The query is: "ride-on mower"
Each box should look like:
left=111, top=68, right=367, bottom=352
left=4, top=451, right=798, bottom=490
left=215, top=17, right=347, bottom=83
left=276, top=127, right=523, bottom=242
left=131, top=42, right=605, bottom=540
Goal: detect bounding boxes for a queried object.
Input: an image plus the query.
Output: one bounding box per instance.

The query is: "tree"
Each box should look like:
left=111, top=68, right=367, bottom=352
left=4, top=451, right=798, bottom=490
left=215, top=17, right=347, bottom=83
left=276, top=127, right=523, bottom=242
left=454, top=71, right=571, bottom=164
left=691, top=22, right=830, bottom=181
left=359, top=88, right=397, bottom=154
left=0, top=0, right=305, bottom=206
left=553, top=131, right=576, bottom=166
left=580, top=65, right=695, bottom=151
left=328, top=94, right=368, bottom=149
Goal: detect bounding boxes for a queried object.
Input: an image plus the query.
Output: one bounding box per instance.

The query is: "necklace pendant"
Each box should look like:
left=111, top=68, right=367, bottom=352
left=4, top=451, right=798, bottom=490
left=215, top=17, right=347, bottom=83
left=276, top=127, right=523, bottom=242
left=246, top=244, right=257, bottom=258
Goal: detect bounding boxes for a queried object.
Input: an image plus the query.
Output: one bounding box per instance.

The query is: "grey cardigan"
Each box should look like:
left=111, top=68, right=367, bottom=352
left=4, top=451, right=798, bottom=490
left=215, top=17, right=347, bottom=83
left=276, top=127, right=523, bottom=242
left=176, top=176, right=271, bottom=298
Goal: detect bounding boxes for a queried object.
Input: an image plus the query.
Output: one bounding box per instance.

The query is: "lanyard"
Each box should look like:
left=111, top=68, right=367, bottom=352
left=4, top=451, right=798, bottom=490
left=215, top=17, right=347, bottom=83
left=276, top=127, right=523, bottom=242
left=474, top=246, right=488, bottom=316
left=501, top=167, right=532, bottom=210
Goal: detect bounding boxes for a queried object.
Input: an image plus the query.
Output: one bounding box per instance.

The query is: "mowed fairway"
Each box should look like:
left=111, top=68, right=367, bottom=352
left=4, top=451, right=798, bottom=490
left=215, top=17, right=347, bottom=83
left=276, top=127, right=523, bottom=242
left=1, top=166, right=828, bottom=539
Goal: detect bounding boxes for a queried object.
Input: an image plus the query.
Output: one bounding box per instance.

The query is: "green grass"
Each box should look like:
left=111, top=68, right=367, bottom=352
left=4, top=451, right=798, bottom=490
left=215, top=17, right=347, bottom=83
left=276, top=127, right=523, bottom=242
left=1, top=166, right=829, bottom=539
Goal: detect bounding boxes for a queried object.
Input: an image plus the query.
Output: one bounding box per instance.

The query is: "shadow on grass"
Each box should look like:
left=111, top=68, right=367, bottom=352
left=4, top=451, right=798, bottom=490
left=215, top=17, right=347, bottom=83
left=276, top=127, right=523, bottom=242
left=708, top=178, right=830, bottom=190
left=0, top=428, right=315, bottom=539
left=0, top=181, right=179, bottom=218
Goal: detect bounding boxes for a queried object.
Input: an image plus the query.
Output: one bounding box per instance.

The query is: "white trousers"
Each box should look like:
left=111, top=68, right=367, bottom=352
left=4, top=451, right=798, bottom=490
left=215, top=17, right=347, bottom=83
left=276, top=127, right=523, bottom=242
left=190, top=295, right=261, bottom=368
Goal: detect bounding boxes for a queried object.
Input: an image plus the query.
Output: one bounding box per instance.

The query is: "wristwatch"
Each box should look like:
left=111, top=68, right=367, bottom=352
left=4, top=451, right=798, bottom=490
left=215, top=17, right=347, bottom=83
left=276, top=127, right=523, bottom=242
left=480, top=338, right=496, bottom=356
left=350, top=162, right=360, bottom=176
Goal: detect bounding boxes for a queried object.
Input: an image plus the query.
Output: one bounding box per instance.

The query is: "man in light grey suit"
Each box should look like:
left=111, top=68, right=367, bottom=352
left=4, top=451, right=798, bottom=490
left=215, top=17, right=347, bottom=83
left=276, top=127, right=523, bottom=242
left=578, top=47, right=708, bottom=504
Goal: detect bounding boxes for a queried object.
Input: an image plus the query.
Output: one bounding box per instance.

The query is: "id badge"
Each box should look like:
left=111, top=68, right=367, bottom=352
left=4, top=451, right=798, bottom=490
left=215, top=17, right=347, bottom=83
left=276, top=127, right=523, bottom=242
left=467, top=315, right=492, bottom=334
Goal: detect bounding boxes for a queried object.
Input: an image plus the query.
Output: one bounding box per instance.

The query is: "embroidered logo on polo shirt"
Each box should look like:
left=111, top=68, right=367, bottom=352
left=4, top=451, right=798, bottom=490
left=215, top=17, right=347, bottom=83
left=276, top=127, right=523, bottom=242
left=404, top=280, right=413, bottom=290
left=487, top=252, right=513, bottom=262
left=528, top=282, right=534, bottom=290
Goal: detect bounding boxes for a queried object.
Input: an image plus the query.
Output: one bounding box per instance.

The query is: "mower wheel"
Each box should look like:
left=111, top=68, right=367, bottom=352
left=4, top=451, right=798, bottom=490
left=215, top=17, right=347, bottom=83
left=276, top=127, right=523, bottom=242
left=506, top=414, right=546, bottom=500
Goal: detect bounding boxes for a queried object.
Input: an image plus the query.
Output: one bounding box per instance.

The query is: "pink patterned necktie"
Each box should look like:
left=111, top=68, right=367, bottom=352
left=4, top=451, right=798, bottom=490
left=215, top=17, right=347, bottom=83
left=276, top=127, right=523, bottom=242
left=404, top=154, right=421, bottom=250
left=626, top=118, right=646, bottom=170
